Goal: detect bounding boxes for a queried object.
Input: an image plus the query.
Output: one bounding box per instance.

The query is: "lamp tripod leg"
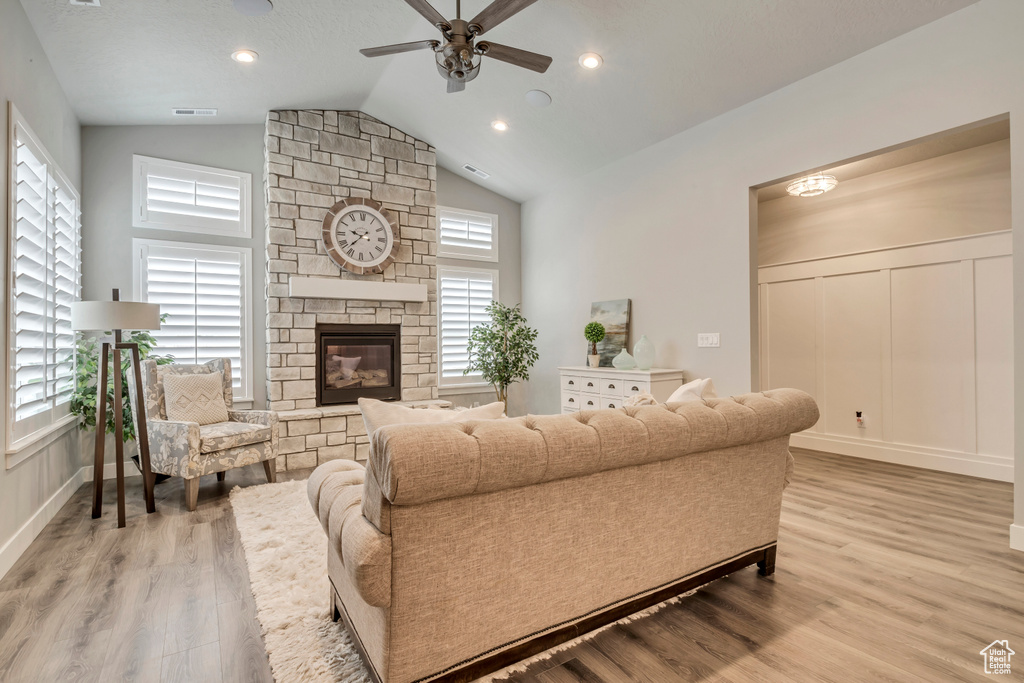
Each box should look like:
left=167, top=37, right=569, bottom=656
left=92, top=343, right=109, bottom=519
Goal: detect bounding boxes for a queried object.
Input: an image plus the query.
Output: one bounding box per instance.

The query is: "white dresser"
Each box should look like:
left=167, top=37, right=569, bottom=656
left=558, top=366, right=685, bottom=414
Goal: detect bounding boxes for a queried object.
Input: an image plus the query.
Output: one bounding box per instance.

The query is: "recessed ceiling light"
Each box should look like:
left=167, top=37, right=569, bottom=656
left=578, top=53, right=603, bottom=69
left=232, top=49, right=259, bottom=63
left=525, top=90, right=552, bottom=107
left=491, top=120, right=509, bottom=132
left=786, top=173, right=838, bottom=198
left=233, top=0, right=273, bottom=16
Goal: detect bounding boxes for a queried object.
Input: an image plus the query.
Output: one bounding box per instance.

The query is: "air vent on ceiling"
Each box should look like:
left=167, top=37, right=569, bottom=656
left=172, top=108, right=218, bottom=117
left=69, top=0, right=101, bottom=6
left=462, top=164, right=490, bottom=180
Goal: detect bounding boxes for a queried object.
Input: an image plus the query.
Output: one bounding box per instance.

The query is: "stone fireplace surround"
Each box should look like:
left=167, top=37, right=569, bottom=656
left=265, top=110, right=449, bottom=470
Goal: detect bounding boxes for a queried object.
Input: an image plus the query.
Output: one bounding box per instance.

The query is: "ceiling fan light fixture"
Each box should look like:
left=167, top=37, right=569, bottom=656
left=579, top=53, right=603, bottom=69
left=786, top=173, right=838, bottom=198
left=231, top=49, right=258, bottom=63
left=491, top=120, right=509, bottom=132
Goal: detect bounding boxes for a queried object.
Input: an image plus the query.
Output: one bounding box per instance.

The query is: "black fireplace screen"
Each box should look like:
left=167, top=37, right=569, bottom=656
left=315, top=324, right=401, bottom=404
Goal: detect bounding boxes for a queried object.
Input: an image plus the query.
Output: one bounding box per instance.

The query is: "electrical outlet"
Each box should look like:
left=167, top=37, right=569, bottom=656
left=697, top=333, right=720, bottom=348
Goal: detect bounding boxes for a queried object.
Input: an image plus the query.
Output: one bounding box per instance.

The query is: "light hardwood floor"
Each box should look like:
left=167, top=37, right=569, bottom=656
left=0, top=449, right=1021, bottom=682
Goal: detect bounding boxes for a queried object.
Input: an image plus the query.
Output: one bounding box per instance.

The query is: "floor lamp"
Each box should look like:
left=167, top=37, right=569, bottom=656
left=71, top=289, right=161, bottom=528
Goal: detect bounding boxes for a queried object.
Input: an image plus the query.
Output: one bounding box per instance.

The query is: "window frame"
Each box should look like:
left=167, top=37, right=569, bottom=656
left=131, top=237, right=254, bottom=402
left=436, top=206, right=499, bottom=263
left=132, top=154, right=252, bottom=238
left=437, top=265, right=499, bottom=390
left=6, top=104, right=82, bottom=459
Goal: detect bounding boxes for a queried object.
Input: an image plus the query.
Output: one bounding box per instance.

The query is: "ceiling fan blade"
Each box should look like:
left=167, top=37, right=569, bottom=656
left=477, top=41, right=552, bottom=73
left=468, top=0, right=540, bottom=35
left=447, top=78, right=466, bottom=94
left=360, top=40, right=439, bottom=58
left=404, top=0, right=450, bottom=29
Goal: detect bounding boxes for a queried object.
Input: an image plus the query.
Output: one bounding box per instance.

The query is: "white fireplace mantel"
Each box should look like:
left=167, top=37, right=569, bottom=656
left=289, top=277, right=428, bottom=302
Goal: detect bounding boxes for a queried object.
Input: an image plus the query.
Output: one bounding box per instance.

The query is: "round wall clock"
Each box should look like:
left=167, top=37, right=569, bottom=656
left=321, top=198, right=398, bottom=275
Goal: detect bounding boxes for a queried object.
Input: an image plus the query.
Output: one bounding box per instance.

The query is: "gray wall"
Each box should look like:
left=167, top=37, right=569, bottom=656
left=81, top=124, right=267, bottom=408
left=435, top=166, right=525, bottom=415
left=0, top=0, right=82, bottom=577
left=519, top=0, right=1024, bottom=549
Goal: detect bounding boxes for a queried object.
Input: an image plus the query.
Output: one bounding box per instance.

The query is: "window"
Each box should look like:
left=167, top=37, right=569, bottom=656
left=438, top=267, right=498, bottom=387
left=132, top=155, right=251, bottom=237
left=133, top=239, right=253, bottom=401
left=7, top=106, right=82, bottom=452
left=437, top=206, right=498, bottom=262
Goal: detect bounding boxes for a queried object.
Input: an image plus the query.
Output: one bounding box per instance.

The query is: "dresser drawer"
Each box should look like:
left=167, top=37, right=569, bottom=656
left=579, top=377, right=601, bottom=394
left=599, top=378, right=624, bottom=397
left=624, top=380, right=651, bottom=397
left=601, top=396, right=623, bottom=410
left=561, top=391, right=581, bottom=411
left=560, top=374, right=582, bottom=392
left=579, top=394, right=601, bottom=410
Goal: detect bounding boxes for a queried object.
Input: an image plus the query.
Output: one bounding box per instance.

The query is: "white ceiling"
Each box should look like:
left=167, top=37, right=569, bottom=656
left=20, top=0, right=979, bottom=202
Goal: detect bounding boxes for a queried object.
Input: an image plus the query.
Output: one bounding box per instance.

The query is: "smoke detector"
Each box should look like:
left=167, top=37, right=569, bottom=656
left=69, top=0, right=101, bottom=6
left=462, top=164, right=490, bottom=180
left=172, top=108, right=218, bottom=117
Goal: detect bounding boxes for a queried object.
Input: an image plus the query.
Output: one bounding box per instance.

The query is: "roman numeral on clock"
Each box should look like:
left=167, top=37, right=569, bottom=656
left=375, top=245, right=383, bottom=253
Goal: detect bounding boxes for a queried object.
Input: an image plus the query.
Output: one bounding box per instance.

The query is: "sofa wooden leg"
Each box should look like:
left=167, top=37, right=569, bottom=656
left=757, top=545, right=777, bottom=577
left=184, top=477, right=199, bottom=512
left=263, top=459, right=277, bottom=484
left=331, top=587, right=341, bottom=623
left=216, top=471, right=225, bottom=482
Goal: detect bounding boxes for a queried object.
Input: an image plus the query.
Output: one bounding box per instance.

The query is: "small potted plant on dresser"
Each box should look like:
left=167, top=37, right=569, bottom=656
left=584, top=322, right=605, bottom=368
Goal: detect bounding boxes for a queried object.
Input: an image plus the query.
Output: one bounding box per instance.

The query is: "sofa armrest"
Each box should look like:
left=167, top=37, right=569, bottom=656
left=370, top=388, right=819, bottom=507
left=228, top=410, right=278, bottom=427
left=307, top=460, right=392, bottom=608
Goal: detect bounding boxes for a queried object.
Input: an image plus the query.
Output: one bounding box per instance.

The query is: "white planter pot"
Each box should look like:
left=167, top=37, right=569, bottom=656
left=587, top=354, right=601, bottom=368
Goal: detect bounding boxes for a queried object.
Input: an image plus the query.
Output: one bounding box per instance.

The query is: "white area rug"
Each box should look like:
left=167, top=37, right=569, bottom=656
left=230, top=479, right=699, bottom=683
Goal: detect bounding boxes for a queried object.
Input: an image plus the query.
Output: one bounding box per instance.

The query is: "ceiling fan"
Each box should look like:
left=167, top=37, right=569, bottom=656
left=360, top=0, right=552, bottom=93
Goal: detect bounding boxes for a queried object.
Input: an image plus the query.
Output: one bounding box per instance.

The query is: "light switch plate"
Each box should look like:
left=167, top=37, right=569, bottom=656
left=698, top=333, right=720, bottom=348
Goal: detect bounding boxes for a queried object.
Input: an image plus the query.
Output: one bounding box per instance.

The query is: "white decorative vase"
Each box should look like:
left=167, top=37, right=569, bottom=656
left=633, top=335, right=655, bottom=370
left=612, top=348, right=636, bottom=369
left=587, top=354, right=601, bottom=368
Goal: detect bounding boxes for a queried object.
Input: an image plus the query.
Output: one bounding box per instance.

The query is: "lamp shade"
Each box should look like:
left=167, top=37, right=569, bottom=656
left=70, top=301, right=162, bottom=332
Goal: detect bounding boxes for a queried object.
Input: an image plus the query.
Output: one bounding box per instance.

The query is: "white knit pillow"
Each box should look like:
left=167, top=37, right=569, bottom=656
left=163, top=372, right=230, bottom=425
left=358, top=398, right=505, bottom=436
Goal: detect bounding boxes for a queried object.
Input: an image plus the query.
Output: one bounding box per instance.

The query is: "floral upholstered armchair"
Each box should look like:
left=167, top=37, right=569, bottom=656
left=128, top=358, right=279, bottom=511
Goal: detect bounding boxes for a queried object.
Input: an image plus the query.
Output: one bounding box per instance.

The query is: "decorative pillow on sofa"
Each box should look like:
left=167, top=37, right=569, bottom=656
left=666, top=378, right=717, bottom=403
left=358, top=398, right=505, bottom=436
left=163, top=371, right=230, bottom=425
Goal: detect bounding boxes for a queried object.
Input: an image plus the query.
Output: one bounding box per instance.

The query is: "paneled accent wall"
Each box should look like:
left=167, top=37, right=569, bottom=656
left=759, top=232, right=1013, bottom=481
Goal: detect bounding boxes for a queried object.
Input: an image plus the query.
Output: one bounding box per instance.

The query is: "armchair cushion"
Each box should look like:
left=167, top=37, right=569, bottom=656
left=163, top=371, right=230, bottom=425
left=199, top=422, right=272, bottom=454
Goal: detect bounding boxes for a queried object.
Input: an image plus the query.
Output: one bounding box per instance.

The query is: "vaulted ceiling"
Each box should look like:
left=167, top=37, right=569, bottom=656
left=20, top=0, right=979, bottom=201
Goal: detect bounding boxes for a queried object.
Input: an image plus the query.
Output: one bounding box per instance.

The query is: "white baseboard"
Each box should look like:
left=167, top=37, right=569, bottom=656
left=790, top=432, right=1013, bottom=482
left=1011, top=524, right=1024, bottom=552
left=0, top=469, right=84, bottom=581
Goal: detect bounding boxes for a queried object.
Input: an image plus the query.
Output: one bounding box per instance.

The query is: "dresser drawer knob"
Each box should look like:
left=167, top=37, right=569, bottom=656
left=568, top=397, right=575, bottom=403
left=608, top=384, right=615, bottom=389
left=631, top=386, right=639, bottom=391
left=586, top=382, right=594, bottom=387
left=567, top=380, right=574, bottom=385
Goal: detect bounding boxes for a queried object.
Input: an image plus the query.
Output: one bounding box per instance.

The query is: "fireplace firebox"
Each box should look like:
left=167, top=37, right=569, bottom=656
left=315, top=324, right=401, bottom=405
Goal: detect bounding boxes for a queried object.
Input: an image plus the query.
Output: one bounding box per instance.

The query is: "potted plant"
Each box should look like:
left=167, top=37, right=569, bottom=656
left=464, top=302, right=539, bottom=414
left=584, top=321, right=605, bottom=368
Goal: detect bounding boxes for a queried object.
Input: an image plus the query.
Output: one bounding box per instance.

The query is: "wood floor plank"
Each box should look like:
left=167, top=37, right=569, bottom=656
left=217, top=597, right=272, bottom=683
left=160, top=641, right=223, bottom=683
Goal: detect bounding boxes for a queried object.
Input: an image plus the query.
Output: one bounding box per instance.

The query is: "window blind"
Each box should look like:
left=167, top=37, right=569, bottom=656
left=437, top=208, right=498, bottom=261
left=135, top=242, right=250, bottom=397
left=133, top=156, right=251, bottom=237
left=439, top=269, right=496, bottom=384
left=8, top=112, right=81, bottom=446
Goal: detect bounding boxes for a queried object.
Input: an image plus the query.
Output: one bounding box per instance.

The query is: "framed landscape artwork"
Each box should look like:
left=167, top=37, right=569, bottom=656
left=589, top=299, right=631, bottom=367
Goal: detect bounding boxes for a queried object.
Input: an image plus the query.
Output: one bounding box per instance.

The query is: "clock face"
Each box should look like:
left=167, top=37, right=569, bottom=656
left=321, top=199, right=397, bottom=275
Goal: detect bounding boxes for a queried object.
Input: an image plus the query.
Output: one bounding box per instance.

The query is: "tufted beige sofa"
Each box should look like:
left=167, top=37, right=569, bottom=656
left=307, top=389, right=818, bottom=683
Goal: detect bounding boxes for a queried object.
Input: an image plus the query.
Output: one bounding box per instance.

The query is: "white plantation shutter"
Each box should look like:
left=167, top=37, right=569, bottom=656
left=8, top=108, right=82, bottom=449
left=133, top=155, right=251, bottom=237
left=134, top=240, right=252, bottom=400
left=439, top=268, right=497, bottom=385
left=437, top=207, right=498, bottom=262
